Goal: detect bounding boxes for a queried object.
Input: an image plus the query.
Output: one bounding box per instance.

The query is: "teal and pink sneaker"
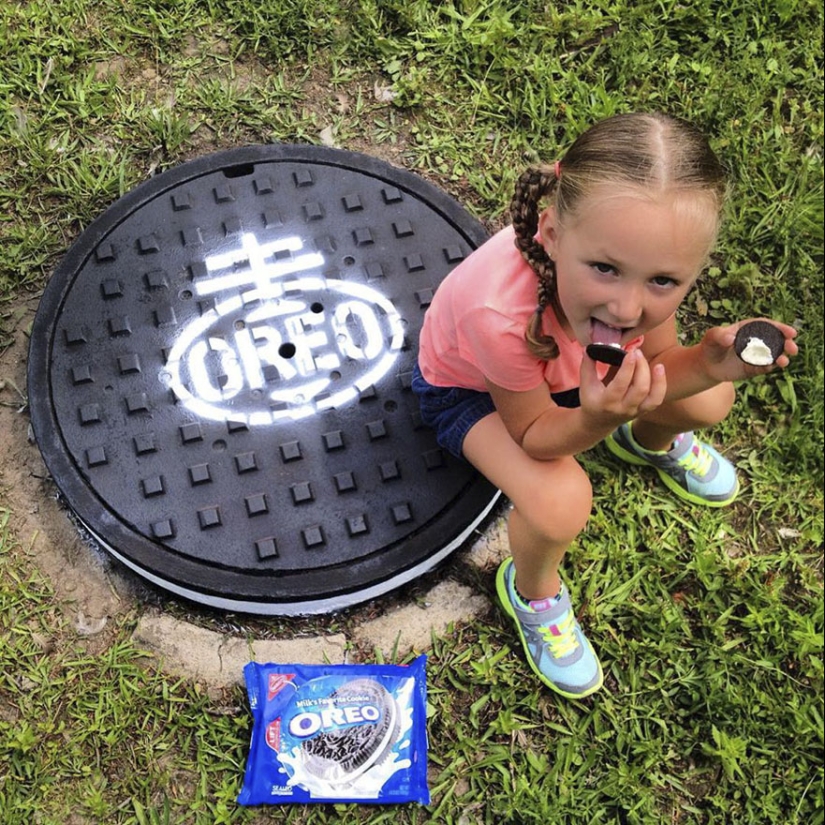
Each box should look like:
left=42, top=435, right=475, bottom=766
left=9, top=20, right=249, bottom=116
left=496, top=559, right=604, bottom=699
left=605, top=423, right=739, bottom=507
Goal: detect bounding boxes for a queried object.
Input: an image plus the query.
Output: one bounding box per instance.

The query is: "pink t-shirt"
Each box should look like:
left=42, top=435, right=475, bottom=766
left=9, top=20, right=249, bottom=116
left=418, top=226, right=585, bottom=395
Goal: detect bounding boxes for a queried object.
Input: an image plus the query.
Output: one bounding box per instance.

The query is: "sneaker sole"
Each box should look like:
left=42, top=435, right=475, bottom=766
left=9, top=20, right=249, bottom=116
left=495, top=561, right=604, bottom=700
left=604, top=433, right=739, bottom=508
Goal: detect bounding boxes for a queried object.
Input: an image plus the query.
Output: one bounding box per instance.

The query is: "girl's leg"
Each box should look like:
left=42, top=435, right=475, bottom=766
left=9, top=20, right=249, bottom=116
left=630, top=382, right=736, bottom=451
left=606, top=382, right=739, bottom=507
left=462, top=412, right=592, bottom=599
left=463, top=411, right=603, bottom=698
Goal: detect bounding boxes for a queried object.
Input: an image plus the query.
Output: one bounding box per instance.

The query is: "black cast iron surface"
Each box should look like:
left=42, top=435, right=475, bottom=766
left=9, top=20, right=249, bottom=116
left=28, top=145, right=500, bottom=614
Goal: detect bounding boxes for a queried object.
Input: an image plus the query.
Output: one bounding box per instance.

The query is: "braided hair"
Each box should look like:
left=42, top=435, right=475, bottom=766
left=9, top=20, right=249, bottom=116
left=510, top=113, right=727, bottom=361
left=510, top=164, right=560, bottom=360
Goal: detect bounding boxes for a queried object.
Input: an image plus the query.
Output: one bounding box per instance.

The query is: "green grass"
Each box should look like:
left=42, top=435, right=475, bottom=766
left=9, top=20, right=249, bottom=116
left=1, top=0, right=822, bottom=822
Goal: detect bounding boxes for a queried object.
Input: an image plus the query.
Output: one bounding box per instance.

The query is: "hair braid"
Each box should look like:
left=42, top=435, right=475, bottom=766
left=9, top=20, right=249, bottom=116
left=510, top=165, right=560, bottom=360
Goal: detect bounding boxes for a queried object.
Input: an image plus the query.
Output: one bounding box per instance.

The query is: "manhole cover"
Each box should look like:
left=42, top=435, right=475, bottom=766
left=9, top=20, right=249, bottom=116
left=28, top=145, right=500, bottom=614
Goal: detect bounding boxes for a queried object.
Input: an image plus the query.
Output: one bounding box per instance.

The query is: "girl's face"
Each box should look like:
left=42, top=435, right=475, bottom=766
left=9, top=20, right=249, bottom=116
left=538, top=187, right=717, bottom=347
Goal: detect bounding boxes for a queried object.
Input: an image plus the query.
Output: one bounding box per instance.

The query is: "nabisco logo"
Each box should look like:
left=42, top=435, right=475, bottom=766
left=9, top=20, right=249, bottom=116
left=163, top=232, right=404, bottom=425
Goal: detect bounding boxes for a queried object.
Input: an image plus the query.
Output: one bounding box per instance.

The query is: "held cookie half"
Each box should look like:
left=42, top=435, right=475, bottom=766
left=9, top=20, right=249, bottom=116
left=734, top=321, right=785, bottom=366
left=586, top=343, right=627, bottom=367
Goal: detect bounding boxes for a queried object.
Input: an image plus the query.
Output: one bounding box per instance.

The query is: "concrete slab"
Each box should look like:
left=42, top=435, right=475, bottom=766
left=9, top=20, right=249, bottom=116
left=464, top=510, right=509, bottom=570
left=353, top=579, right=490, bottom=658
left=134, top=612, right=348, bottom=688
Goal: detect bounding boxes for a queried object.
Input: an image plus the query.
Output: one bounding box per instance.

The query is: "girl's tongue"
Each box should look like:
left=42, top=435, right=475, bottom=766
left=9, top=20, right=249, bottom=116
left=591, top=319, right=623, bottom=346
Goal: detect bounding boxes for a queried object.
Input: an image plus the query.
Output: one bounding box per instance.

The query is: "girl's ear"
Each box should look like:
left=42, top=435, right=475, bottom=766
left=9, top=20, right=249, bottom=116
left=537, top=206, right=560, bottom=258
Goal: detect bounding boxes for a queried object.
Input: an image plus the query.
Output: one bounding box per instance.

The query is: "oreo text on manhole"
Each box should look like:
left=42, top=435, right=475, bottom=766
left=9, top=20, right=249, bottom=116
left=28, top=145, right=500, bottom=614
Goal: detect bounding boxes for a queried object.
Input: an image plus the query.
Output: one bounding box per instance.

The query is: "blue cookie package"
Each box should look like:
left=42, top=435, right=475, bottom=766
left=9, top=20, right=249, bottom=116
left=238, top=655, right=430, bottom=805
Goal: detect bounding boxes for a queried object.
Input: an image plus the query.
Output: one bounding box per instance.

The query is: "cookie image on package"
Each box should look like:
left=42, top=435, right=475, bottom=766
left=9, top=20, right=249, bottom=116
left=734, top=321, right=785, bottom=366
left=298, top=679, right=400, bottom=785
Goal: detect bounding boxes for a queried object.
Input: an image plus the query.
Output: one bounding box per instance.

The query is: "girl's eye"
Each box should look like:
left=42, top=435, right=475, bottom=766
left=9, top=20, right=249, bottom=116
left=592, top=262, right=614, bottom=274
left=652, top=275, right=678, bottom=287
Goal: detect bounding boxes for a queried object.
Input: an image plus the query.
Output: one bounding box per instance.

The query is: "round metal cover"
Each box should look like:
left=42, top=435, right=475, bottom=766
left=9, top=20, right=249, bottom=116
left=28, top=145, right=500, bottom=615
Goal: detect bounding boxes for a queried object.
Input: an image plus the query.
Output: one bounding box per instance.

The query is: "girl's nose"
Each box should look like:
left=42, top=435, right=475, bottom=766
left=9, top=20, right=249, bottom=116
left=607, top=287, right=644, bottom=327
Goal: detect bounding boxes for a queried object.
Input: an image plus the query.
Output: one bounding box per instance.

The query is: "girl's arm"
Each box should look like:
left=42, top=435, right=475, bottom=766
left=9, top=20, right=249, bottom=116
left=485, top=316, right=797, bottom=461
left=484, top=381, right=597, bottom=459
left=486, top=350, right=667, bottom=460
left=643, top=315, right=799, bottom=401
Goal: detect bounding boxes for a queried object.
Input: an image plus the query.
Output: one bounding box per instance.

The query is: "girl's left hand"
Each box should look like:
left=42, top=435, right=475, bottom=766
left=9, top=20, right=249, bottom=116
left=700, top=319, right=799, bottom=382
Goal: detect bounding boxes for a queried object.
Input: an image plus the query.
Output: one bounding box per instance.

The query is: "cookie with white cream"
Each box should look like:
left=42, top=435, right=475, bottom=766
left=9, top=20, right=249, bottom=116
left=734, top=321, right=785, bottom=366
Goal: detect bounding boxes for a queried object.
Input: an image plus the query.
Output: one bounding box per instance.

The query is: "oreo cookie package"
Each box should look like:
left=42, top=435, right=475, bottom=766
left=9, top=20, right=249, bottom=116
left=238, top=656, right=430, bottom=805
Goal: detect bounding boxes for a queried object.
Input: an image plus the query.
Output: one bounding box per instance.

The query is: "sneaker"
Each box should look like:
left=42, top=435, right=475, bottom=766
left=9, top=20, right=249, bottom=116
left=605, top=423, right=739, bottom=507
left=495, top=558, right=603, bottom=699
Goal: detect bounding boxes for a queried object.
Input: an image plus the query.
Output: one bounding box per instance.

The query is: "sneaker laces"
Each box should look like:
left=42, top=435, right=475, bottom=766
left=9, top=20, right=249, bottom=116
left=675, top=440, right=714, bottom=478
left=538, top=611, right=579, bottom=659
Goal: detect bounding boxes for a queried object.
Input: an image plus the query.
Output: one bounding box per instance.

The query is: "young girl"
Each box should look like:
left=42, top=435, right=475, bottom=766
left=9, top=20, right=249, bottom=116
left=413, top=112, right=798, bottom=699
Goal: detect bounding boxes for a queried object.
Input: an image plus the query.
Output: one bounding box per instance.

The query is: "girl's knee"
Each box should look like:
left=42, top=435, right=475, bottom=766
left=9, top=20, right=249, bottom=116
left=689, top=382, right=736, bottom=428
left=519, top=458, right=592, bottom=542
left=652, top=382, right=736, bottom=430
left=717, top=381, right=737, bottom=416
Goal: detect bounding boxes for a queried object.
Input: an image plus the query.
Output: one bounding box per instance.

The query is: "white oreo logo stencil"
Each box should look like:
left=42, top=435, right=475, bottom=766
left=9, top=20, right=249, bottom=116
left=163, top=232, right=404, bottom=425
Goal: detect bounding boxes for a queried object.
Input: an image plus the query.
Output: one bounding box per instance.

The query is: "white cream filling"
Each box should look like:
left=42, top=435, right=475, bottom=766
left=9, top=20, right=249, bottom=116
left=740, top=336, right=774, bottom=366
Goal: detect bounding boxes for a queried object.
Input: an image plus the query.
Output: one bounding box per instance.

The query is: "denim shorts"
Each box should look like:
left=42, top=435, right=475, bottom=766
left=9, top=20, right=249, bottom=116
left=411, top=364, right=496, bottom=460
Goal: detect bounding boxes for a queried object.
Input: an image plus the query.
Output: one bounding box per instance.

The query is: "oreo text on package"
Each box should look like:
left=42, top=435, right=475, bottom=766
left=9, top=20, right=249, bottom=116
left=238, top=656, right=429, bottom=805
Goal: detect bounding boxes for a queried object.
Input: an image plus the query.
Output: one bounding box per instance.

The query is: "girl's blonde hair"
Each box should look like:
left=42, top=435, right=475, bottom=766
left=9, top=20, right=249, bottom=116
left=510, top=112, right=727, bottom=360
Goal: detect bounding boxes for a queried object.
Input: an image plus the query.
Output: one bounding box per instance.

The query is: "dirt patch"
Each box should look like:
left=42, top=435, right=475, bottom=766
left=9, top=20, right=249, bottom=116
left=1, top=295, right=131, bottom=652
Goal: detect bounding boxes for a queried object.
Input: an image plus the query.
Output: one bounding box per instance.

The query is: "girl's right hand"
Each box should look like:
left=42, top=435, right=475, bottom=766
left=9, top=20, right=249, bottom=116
left=699, top=319, right=799, bottom=383
left=579, top=349, right=667, bottom=433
